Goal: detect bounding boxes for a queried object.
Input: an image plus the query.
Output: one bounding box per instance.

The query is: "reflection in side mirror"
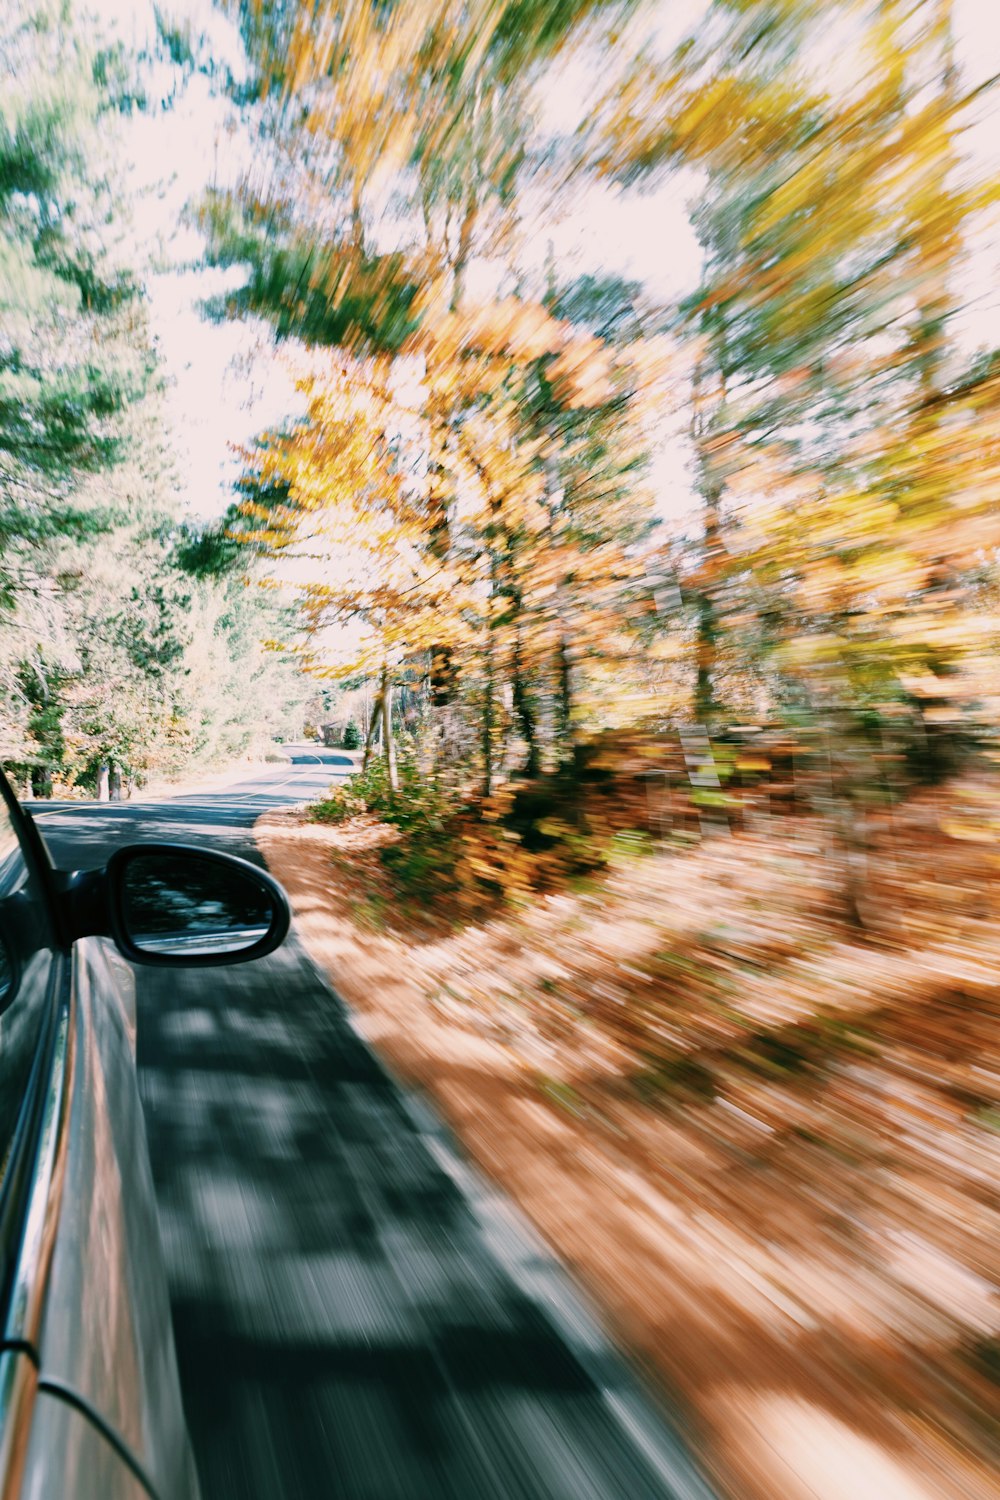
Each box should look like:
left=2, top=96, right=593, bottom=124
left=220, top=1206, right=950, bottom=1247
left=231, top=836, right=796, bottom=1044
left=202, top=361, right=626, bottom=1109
left=111, top=846, right=290, bottom=967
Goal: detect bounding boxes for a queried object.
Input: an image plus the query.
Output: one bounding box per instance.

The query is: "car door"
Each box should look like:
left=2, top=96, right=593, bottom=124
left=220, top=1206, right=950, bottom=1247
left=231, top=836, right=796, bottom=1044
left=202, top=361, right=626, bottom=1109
left=0, top=770, right=199, bottom=1499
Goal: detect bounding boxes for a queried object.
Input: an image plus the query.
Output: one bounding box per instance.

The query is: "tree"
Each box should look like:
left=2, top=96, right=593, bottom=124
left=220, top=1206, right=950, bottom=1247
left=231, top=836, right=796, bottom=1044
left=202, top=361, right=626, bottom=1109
left=0, top=0, right=319, bottom=796
left=0, top=0, right=163, bottom=778
left=0, top=0, right=152, bottom=599
left=199, top=0, right=658, bottom=770
left=594, top=0, right=999, bottom=674
left=588, top=0, right=1000, bottom=911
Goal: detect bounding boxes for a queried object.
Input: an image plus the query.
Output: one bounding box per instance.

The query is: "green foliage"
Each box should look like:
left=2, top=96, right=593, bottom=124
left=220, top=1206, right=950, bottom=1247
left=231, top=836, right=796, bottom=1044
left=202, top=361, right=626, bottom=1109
left=172, top=522, right=247, bottom=580
left=341, top=720, right=361, bottom=749
left=0, top=0, right=321, bottom=795
left=310, top=779, right=368, bottom=825
left=0, top=0, right=154, bottom=624
left=478, top=0, right=635, bottom=81
left=546, top=273, right=651, bottom=343
left=174, top=443, right=299, bottom=579
left=198, top=198, right=421, bottom=355
left=312, top=739, right=441, bottom=827
left=310, top=741, right=462, bottom=897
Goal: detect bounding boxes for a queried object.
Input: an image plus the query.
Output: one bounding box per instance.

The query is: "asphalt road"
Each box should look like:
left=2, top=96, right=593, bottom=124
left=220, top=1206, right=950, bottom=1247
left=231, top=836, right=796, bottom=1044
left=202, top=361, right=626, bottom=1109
left=29, top=756, right=716, bottom=1500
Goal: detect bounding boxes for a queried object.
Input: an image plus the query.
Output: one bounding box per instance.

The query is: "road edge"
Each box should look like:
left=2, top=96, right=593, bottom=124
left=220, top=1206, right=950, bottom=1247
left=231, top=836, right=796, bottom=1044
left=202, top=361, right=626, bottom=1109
left=253, top=808, right=725, bottom=1500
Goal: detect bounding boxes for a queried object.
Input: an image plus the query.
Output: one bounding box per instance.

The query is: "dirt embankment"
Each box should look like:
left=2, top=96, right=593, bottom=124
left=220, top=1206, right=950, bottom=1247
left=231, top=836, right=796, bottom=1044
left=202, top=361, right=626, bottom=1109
left=257, top=800, right=1000, bottom=1500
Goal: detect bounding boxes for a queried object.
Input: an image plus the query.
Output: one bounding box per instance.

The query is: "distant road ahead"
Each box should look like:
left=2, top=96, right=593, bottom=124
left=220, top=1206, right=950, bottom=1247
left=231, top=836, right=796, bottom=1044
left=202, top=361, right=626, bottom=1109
left=27, top=748, right=352, bottom=865
left=29, top=757, right=716, bottom=1500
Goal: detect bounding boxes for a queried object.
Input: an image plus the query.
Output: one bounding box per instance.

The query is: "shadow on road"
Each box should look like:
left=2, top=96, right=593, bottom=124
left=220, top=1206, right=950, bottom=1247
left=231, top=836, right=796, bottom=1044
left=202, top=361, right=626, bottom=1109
left=28, top=765, right=714, bottom=1500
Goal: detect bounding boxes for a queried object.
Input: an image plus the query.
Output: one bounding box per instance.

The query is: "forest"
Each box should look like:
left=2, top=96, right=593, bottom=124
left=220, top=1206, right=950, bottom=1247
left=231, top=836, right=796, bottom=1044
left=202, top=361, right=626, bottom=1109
left=198, top=0, right=1000, bottom=922
left=4, top=0, right=998, bottom=820
left=4, top=1, right=999, bottom=1495
left=0, top=0, right=317, bottom=798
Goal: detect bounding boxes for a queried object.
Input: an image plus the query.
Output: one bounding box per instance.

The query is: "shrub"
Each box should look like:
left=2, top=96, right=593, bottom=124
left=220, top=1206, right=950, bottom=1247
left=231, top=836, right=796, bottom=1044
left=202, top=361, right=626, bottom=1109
left=308, top=742, right=635, bottom=916
left=310, top=776, right=370, bottom=823
left=342, top=720, right=361, bottom=749
left=308, top=740, right=460, bottom=893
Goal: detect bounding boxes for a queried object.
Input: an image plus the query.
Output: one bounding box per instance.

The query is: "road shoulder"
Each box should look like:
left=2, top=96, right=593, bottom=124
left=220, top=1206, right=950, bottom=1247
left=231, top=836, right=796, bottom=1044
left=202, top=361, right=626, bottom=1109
left=256, top=805, right=728, bottom=1500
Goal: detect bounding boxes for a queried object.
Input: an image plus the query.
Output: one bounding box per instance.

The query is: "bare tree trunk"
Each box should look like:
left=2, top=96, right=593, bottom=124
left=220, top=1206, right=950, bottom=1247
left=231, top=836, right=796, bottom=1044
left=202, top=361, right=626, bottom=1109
left=693, top=458, right=724, bottom=726
left=450, top=78, right=481, bottom=313
left=694, top=577, right=719, bottom=726
left=482, top=549, right=499, bottom=798
left=837, top=794, right=868, bottom=930
left=556, top=636, right=573, bottom=765
left=362, top=694, right=383, bottom=772
left=30, top=764, right=52, bottom=799
left=381, top=667, right=398, bottom=795
left=361, top=679, right=371, bottom=742
left=426, top=400, right=454, bottom=717
left=96, top=764, right=110, bottom=801
left=827, top=716, right=871, bottom=930
left=424, top=89, right=485, bottom=746
left=109, top=765, right=123, bottom=801
left=350, top=176, right=364, bottom=252
left=914, top=0, right=958, bottom=404
left=512, top=636, right=539, bottom=777
left=691, top=345, right=726, bottom=727
left=482, top=664, right=495, bottom=800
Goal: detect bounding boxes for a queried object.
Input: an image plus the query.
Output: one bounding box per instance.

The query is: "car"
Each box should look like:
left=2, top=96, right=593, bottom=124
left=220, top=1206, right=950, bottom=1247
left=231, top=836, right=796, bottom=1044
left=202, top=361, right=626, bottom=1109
left=0, top=765, right=290, bottom=1498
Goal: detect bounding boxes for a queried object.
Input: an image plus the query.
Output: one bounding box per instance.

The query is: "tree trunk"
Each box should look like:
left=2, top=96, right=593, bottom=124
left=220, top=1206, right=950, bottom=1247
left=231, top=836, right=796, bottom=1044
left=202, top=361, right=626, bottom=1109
left=556, top=636, right=573, bottom=764
left=828, top=718, right=872, bottom=930
left=381, top=668, right=398, bottom=795
left=482, top=660, right=495, bottom=800
left=694, top=573, right=719, bottom=726
left=837, top=794, right=868, bottom=930
left=449, top=78, right=481, bottom=313
left=109, top=765, right=123, bottom=801
left=914, top=0, right=957, bottom=403
left=482, top=548, right=500, bottom=799
left=30, top=765, right=52, bottom=799
left=362, top=693, right=383, bottom=772
left=430, top=646, right=455, bottom=709
left=96, top=764, right=110, bottom=801
left=511, top=636, right=539, bottom=777
left=691, top=344, right=726, bottom=727
left=426, top=400, right=454, bottom=713
left=350, top=176, right=364, bottom=252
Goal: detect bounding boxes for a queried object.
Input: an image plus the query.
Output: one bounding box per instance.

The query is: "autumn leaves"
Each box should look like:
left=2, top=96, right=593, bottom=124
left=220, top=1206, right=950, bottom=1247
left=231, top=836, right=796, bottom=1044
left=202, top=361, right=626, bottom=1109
left=218, top=0, right=999, bottom=800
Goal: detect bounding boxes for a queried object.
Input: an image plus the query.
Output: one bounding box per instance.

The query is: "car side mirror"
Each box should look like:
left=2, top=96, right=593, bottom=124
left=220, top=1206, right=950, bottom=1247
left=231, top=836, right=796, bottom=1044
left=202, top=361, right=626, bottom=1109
left=56, top=844, right=291, bottom=967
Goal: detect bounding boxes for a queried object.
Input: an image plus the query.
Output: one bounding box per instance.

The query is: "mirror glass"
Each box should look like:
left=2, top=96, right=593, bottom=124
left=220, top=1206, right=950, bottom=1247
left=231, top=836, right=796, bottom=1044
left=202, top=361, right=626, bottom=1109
left=120, top=851, right=275, bottom=958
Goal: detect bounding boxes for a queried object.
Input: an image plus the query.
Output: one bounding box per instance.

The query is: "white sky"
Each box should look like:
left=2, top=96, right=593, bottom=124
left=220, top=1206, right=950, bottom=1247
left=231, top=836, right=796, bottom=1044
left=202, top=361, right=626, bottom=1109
left=91, top=0, right=1000, bottom=526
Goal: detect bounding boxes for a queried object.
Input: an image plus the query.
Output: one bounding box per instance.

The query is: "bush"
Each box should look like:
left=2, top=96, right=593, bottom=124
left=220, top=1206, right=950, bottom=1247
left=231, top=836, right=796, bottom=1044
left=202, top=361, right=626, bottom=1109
left=341, top=720, right=361, bottom=750
left=308, top=741, right=636, bottom=916
left=310, top=741, right=417, bottom=822
left=310, top=775, right=370, bottom=823
left=308, top=740, right=461, bottom=896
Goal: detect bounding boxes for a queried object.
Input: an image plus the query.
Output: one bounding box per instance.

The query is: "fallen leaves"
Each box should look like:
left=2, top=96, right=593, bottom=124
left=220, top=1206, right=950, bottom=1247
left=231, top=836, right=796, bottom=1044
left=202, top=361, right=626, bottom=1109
left=259, top=770, right=1000, bottom=1500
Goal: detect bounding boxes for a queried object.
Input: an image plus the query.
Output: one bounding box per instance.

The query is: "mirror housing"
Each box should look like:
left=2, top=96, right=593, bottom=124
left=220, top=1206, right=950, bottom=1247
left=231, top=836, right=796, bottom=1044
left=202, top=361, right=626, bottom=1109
left=56, top=843, right=291, bottom=968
